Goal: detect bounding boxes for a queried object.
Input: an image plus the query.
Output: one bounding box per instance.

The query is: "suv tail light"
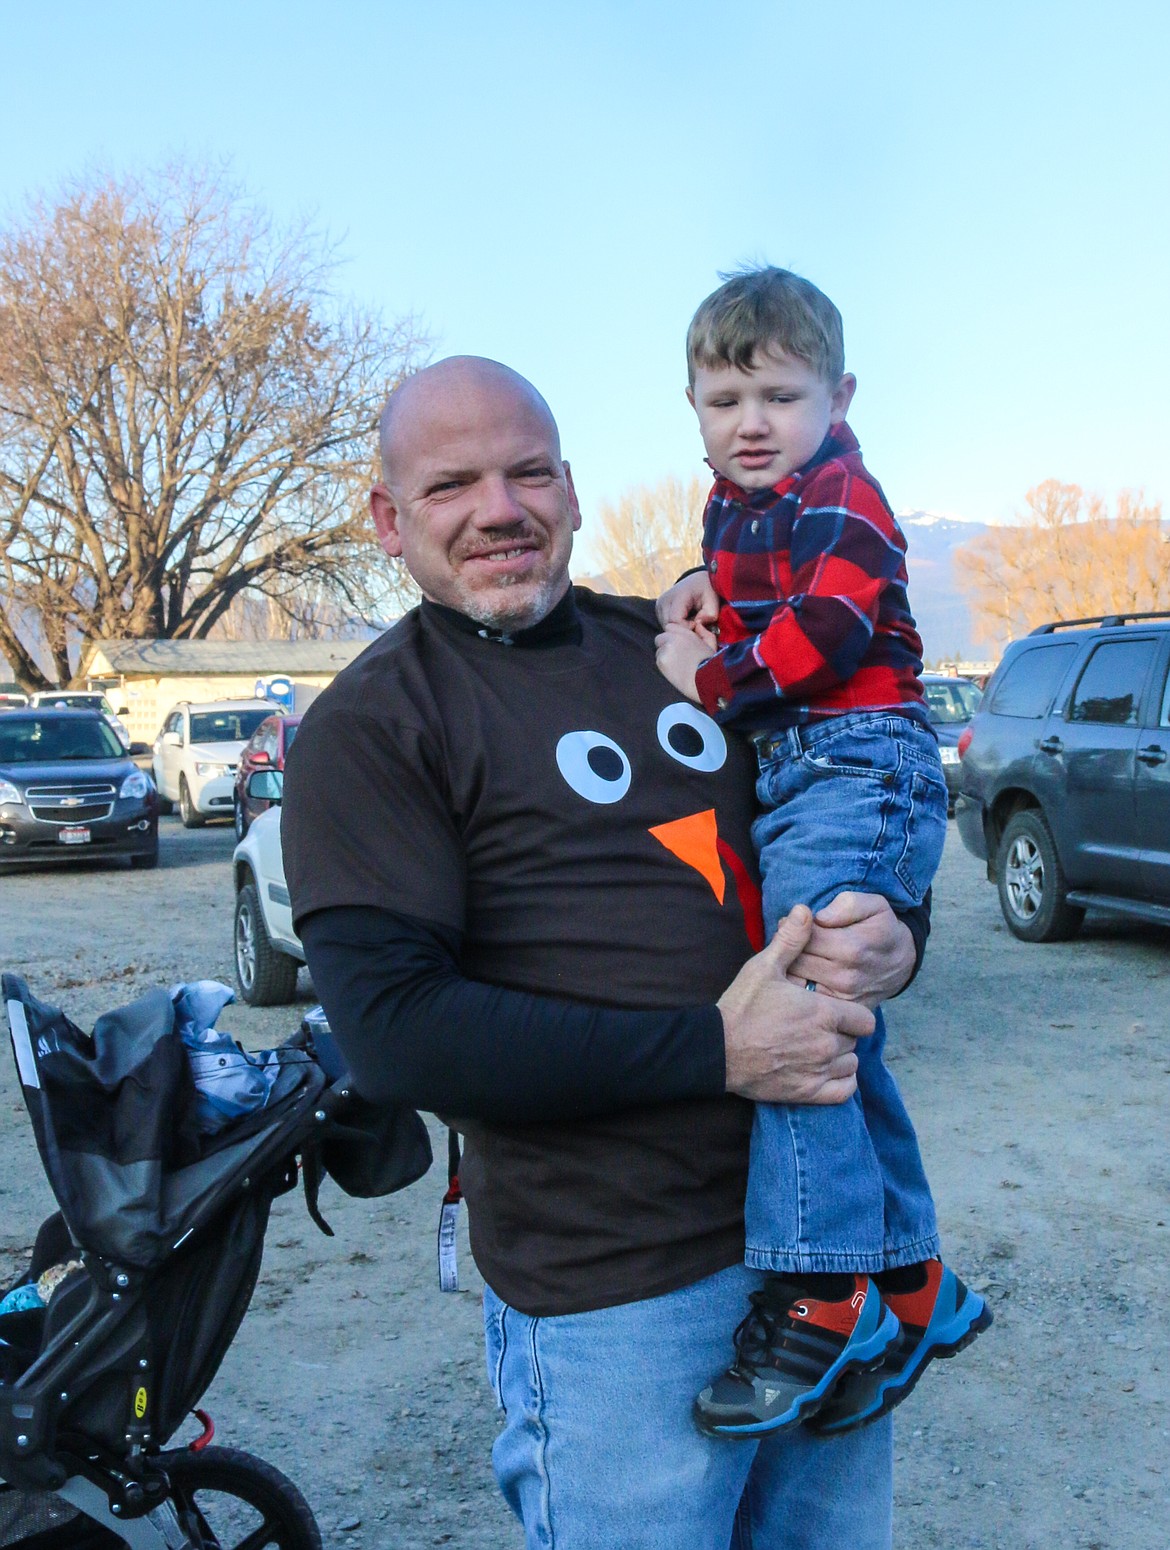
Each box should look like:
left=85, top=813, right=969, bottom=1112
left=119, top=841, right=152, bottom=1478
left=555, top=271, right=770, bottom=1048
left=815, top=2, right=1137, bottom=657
left=957, top=727, right=973, bottom=759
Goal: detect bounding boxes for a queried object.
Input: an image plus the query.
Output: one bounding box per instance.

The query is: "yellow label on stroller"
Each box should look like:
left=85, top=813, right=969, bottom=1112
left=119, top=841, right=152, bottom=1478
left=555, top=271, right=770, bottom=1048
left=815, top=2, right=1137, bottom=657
left=134, top=1386, right=148, bottom=1419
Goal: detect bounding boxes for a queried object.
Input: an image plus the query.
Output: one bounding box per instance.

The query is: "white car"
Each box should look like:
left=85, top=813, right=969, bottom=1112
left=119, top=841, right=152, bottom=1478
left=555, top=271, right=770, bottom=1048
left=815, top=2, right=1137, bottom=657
left=30, top=690, right=132, bottom=749
left=232, top=773, right=305, bottom=1005
left=153, top=699, right=280, bottom=828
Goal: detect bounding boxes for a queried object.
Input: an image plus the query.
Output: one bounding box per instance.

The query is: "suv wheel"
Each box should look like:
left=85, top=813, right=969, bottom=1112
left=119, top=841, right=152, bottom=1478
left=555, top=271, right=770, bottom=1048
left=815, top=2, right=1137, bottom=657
left=996, top=810, right=1085, bottom=942
left=179, top=775, right=205, bottom=829
left=235, top=881, right=300, bottom=1005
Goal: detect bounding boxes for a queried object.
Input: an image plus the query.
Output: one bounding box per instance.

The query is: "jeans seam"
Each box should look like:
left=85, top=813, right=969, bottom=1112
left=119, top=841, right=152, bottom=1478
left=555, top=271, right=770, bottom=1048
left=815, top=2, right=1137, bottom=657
left=529, top=1317, right=555, bottom=1548
left=786, top=1106, right=810, bottom=1254
left=733, top=1480, right=754, bottom=1549
left=490, top=1304, right=507, bottom=1410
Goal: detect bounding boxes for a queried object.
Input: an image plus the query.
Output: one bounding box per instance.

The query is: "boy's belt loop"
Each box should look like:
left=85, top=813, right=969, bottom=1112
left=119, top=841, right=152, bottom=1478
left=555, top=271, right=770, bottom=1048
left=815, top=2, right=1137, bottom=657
left=750, top=726, right=803, bottom=770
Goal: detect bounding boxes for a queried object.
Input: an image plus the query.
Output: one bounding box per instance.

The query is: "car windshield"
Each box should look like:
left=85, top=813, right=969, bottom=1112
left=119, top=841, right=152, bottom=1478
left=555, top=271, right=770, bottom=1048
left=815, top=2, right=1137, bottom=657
left=37, top=693, right=111, bottom=712
left=189, top=709, right=272, bottom=743
left=924, top=680, right=983, bottom=724
left=0, top=717, right=123, bottom=762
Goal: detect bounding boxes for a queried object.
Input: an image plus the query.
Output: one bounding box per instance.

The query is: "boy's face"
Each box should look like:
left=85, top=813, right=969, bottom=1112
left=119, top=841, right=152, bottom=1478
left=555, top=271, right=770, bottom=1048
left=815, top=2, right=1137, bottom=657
left=687, top=351, right=856, bottom=491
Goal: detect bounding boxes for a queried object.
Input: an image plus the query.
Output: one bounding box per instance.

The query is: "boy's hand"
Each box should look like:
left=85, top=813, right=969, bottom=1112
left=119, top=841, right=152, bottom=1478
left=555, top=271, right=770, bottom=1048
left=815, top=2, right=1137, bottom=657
left=656, top=572, right=720, bottom=650
left=654, top=623, right=711, bottom=703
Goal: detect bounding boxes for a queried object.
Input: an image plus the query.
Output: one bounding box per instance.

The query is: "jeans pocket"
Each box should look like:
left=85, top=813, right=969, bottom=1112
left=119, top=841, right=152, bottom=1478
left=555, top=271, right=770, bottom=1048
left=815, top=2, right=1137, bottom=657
left=894, top=768, right=949, bottom=903
left=801, top=722, right=900, bottom=781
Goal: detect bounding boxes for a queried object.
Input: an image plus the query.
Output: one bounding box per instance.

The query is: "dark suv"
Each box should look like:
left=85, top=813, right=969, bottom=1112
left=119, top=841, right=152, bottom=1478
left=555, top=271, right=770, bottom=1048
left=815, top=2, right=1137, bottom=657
left=956, top=611, right=1170, bottom=940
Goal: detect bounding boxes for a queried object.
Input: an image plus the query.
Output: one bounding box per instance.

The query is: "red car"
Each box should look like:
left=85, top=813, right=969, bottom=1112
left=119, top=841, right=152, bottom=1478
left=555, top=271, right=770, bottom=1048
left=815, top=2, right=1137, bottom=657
left=233, top=714, right=301, bottom=839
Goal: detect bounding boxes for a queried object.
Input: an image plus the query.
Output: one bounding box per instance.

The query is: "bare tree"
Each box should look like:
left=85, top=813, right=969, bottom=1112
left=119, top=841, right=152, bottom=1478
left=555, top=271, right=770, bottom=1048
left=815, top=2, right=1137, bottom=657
left=0, top=164, right=425, bottom=689
left=954, top=480, right=1169, bottom=649
left=591, top=476, right=707, bottom=597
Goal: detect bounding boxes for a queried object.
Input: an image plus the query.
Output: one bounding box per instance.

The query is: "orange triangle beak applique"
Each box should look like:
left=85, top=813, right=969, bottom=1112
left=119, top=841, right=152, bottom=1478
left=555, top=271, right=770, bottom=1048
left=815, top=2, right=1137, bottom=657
left=649, top=808, right=725, bottom=904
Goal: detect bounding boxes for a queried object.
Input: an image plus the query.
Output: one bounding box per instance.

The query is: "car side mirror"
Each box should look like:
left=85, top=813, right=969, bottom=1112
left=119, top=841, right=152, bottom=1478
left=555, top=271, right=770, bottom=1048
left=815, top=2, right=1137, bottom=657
left=247, top=769, right=284, bottom=804
left=162, top=731, right=181, bottom=748
left=117, top=706, right=130, bottom=717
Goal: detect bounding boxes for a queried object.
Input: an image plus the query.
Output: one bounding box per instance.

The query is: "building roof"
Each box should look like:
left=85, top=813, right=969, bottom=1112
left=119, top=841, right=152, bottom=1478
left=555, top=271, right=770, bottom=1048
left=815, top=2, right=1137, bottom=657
left=81, top=638, right=373, bottom=677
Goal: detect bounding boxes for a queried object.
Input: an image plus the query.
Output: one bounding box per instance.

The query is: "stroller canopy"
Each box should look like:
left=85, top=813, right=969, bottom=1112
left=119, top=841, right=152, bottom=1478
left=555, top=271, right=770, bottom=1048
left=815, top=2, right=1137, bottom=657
left=3, top=974, right=325, bottom=1269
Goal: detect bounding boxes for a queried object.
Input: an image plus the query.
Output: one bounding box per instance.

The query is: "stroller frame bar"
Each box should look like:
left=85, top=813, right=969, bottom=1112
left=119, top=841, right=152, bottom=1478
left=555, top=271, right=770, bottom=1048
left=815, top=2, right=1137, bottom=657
left=56, top=1474, right=185, bottom=1549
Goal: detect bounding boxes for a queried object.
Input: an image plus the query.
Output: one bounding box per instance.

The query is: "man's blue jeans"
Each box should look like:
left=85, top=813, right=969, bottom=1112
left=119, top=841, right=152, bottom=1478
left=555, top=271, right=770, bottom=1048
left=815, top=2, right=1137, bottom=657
left=484, top=1263, right=893, bottom=1549
left=747, top=712, right=948, bottom=1273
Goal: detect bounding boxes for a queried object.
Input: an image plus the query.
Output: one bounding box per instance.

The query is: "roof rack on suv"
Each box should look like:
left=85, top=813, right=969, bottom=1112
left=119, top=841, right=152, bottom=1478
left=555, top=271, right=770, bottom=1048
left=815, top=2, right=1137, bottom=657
left=1029, top=610, right=1170, bottom=634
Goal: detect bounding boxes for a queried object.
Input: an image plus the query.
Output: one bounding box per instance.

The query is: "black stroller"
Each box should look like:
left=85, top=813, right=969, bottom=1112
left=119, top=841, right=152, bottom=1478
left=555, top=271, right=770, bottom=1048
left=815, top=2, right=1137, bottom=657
left=0, top=975, right=431, bottom=1550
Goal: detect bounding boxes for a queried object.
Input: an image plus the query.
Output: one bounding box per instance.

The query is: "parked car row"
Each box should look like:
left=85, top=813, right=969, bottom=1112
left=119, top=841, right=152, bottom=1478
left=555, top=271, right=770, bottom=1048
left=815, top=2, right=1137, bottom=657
left=0, top=689, right=294, bottom=872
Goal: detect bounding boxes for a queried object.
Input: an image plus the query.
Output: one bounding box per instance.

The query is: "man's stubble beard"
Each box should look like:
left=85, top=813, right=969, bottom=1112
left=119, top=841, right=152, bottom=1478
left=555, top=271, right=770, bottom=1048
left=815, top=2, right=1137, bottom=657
left=456, top=569, right=569, bottom=633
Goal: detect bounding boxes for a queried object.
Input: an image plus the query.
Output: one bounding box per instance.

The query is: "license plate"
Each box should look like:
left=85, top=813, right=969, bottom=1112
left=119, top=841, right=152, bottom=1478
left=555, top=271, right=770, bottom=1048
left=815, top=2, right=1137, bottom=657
left=57, top=826, right=91, bottom=845
left=939, top=747, right=960, bottom=765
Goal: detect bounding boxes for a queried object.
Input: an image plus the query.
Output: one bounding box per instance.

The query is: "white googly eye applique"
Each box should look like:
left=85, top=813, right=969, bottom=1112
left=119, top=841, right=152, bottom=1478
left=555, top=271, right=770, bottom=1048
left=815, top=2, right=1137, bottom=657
left=656, top=703, right=727, bottom=773
left=555, top=730, right=632, bottom=804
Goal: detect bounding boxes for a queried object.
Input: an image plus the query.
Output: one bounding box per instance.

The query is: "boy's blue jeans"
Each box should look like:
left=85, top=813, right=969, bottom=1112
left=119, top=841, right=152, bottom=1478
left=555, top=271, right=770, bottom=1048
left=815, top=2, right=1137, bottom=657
left=747, top=711, right=948, bottom=1273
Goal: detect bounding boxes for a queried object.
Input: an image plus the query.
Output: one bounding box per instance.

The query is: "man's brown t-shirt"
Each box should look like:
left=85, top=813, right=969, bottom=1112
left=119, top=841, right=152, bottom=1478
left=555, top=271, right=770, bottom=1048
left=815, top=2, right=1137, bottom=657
left=283, top=589, right=766, bottom=1314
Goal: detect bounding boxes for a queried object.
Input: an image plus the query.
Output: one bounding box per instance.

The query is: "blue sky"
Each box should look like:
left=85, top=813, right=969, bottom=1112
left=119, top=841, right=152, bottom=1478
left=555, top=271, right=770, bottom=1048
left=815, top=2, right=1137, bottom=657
left=2, top=1, right=1167, bottom=565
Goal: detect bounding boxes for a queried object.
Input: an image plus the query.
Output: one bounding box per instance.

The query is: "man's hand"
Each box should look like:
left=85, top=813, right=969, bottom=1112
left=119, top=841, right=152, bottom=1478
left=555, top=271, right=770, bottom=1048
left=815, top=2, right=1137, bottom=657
left=656, top=572, right=720, bottom=643
left=654, top=623, right=712, bottom=703
left=719, top=905, right=876, bottom=1104
left=787, top=892, right=917, bottom=1007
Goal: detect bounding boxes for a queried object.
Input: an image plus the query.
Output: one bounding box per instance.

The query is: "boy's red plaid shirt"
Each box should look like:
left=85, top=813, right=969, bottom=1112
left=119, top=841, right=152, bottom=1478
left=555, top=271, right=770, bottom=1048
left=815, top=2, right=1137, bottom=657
left=693, top=423, right=929, bottom=733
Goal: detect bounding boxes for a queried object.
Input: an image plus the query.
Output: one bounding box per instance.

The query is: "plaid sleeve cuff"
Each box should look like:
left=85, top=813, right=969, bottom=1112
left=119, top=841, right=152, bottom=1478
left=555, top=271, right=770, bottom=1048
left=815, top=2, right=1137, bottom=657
left=694, top=651, right=734, bottom=719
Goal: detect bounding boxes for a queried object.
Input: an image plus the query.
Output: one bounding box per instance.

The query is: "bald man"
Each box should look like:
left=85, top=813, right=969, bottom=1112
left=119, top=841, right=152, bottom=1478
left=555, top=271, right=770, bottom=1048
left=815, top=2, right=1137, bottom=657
left=282, top=357, right=928, bottom=1550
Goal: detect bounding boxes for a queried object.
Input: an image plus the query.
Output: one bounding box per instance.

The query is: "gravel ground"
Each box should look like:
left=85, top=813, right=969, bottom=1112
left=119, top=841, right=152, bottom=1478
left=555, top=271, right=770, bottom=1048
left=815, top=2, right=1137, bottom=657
left=0, top=816, right=1167, bottom=1548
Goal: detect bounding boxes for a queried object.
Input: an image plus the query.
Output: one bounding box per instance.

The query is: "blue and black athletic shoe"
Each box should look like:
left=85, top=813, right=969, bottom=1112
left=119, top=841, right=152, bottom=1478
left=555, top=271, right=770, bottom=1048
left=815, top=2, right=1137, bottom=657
left=694, top=1274, right=900, bottom=1436
left=806, top=1259, right=992, bottom=1436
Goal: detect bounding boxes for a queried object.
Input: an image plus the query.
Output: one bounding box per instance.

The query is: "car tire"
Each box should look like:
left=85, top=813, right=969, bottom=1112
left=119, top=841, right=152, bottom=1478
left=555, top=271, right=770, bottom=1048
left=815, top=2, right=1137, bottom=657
left=235, top=880, right=300, bottom=1006
left=234, top=796, right=249, bottom=842
left=179, top=775, right=205, bottom=829
left=996, top=809, right=1085, bottom=942
left=129, top=847, right=159, bottom=870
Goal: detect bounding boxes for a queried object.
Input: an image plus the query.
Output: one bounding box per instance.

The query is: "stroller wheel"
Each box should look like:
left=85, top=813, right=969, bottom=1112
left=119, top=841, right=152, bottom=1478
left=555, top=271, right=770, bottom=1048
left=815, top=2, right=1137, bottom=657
left=159, top=1446, right=321, bottom=1550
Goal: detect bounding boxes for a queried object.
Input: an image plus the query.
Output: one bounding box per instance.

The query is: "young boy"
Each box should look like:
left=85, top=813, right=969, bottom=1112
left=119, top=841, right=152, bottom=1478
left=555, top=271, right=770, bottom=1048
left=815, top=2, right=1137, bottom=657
left=655, top=266, right=990, bottom=1437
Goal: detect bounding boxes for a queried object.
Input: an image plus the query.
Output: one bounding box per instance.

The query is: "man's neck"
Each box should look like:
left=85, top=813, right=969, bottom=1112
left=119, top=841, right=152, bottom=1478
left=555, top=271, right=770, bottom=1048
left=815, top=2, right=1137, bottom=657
left=422, top=587, right=583, bottom=647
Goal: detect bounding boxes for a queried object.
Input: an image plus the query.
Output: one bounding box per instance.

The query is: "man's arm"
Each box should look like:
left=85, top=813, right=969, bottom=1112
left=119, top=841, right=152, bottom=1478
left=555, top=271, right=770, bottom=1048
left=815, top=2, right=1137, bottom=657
left=299, top=898, right=910, bottom=1124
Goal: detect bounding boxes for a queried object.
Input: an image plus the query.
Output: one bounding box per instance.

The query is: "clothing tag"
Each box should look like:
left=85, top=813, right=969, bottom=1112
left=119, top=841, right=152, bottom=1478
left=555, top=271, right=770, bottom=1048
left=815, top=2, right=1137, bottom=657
left=437, top=1198, right=460, bottom=1292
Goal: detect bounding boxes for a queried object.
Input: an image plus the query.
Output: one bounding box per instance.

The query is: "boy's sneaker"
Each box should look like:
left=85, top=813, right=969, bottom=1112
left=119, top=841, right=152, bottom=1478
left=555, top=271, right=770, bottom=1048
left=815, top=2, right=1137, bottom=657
left=694, top=1274, right=900, bottom=1436
left=806, top=1260, right=992, bottom=1436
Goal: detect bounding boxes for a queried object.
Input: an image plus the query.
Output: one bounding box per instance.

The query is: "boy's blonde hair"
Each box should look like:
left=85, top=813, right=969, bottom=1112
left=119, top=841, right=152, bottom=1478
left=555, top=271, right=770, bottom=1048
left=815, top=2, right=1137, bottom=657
left=686, top=266, right=845, bottom=387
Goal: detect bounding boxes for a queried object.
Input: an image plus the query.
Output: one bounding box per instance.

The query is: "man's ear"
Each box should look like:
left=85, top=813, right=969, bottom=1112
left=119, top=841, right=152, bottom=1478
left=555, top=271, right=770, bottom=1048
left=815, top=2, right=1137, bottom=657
left=563, top=462, right=583, bottom=532
left=830, top=373, right=857, bottom=425
left=370, top=484, right=404, bottom=558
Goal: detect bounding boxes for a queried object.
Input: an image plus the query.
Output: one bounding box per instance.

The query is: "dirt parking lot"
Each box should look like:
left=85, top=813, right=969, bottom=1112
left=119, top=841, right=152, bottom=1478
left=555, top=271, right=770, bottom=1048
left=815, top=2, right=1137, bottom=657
left=1, top=816, right=1167, bottom=1548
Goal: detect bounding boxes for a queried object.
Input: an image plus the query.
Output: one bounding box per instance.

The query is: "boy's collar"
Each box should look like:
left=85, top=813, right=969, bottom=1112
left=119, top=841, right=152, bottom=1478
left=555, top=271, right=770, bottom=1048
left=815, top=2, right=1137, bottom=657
left=709, top=421, right=859, bottom=503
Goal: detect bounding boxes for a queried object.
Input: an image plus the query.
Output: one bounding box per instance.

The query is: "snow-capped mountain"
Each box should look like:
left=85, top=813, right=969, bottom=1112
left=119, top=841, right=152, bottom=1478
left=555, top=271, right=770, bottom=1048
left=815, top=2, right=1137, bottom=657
left=898, top=510, right=990, bottom=662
